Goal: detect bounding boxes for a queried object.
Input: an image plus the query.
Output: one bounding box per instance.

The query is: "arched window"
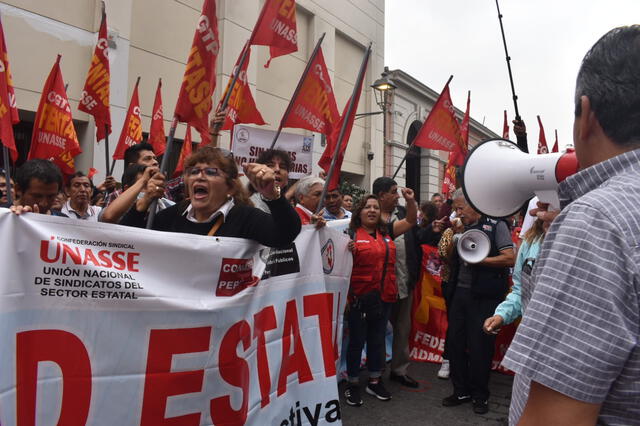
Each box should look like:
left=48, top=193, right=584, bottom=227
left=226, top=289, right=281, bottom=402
left=405, top=120, right=422, bottom=202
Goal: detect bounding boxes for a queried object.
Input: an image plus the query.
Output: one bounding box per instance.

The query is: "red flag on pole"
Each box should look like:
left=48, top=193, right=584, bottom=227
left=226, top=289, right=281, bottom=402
left=250, top=0, right=298, bottom=68
left=450, top=91, right=470, bottom=167
left=78, top=9, right=111, bottom=142
left=502, top=110, right=509, bottom=139
left=412, top=79, right=464, bottom=156
left=173, top=125, right=192, bottom=178
left=149, top=79, right=166, bottom=155
left=442, top=159, right=457, bottom=199
left=112, top=79, right=142, bottom=160
left=218, top=43, right=265, bottom=130
left=28, top=55, right=81, bottom=174
left=281, top=48, right=339, bottom=136
left=174, top=0, right=219, bottom=138
left=552, top=129, right=559, bottom=153
left=0, top=15, right=19, bottom=161
left=318, top=57, right=369, bottom=190
left=537, top=115, right=548, bottom=154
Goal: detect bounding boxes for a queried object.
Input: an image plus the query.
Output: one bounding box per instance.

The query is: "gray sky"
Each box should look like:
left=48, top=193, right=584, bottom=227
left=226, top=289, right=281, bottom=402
left=385, top=0, right=639, bottom=152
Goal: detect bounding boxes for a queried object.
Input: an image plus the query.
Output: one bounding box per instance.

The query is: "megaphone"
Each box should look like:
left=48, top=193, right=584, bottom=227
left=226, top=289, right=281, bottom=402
left=455, top=229, right=491, bottom=264
left=462, top=139, right=579, bottom=218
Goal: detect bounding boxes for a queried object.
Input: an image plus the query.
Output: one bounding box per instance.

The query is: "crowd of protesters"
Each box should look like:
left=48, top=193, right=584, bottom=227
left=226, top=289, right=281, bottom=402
left=3, top=24, right=640, bottom=426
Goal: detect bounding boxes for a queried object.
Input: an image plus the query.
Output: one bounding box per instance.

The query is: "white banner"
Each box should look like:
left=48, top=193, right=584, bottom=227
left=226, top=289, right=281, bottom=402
left=231, top=124, right=314, bottom=179
left=0, top=209, right=351, bottom=426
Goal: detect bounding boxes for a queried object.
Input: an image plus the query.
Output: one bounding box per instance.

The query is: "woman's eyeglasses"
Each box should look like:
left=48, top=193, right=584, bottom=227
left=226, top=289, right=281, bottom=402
left=186, top=167, right=220, bottom=177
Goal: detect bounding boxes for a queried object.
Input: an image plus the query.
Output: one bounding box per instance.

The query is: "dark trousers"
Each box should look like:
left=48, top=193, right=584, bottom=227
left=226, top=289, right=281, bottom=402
left=447, top=287, right=499, bottom=401
left=441, top=280, right=454, bottom=360
left=346, top=294, right=392, bottom=379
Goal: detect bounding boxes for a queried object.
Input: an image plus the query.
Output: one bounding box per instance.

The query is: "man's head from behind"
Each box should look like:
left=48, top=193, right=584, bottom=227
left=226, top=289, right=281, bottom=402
left=452, top=188, right=480, bottom=226
left=372, top=176, right=399, bottom=212
left=256, top=149, right=291, bottom=187
left=324, top=187, right=343, bottom=215
left=15, top=159, right=63, bottom=213
left=574, top=25, right=640, bottom=167
left=124, top=142, right=158, bottom=167
left=295, top=175, right=324, bottom=212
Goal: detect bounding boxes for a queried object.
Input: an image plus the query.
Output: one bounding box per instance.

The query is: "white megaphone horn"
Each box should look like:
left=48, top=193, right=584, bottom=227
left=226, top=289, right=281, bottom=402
left=455, top=229, right=491, bottom=264
left=461, top=139, right=579, bottom=218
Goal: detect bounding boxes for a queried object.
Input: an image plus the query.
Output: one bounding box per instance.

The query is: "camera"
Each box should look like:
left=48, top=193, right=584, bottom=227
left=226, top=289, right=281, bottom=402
left=367, top=151, right=374, bottom=161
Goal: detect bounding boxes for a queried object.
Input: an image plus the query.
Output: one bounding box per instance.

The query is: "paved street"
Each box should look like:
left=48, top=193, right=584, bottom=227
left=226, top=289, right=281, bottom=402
left=341, top=362, right=512, bottom=426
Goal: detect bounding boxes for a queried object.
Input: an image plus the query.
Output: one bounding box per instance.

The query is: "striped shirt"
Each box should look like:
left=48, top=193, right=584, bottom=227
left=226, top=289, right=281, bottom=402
left=503, top=148, right=640, bottom=425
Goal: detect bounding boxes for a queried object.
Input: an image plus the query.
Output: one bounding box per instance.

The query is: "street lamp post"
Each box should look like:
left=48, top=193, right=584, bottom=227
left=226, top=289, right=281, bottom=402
left=370, top=68, right=396, bottom=176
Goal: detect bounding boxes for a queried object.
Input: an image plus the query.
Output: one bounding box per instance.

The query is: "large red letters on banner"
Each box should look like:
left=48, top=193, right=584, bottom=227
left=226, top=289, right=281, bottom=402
left=13, top=293, right=338, bottom=424
left=16, top=330, right=92, bottom=426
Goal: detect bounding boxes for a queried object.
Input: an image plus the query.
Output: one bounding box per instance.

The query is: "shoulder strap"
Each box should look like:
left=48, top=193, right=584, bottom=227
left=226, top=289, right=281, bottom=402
left=379, top=234, right=390, bottom=291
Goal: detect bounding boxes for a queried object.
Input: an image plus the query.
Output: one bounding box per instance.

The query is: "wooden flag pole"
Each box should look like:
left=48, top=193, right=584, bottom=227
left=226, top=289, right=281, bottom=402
left=269, top=33, right=326, bottom=150
left=316, top=42, right=372, bottom=214
left=392, top=75, right=453, bottom=180
left=146, top=116, right=178, bottom=229
left=2, top=145, right=13, bottom=205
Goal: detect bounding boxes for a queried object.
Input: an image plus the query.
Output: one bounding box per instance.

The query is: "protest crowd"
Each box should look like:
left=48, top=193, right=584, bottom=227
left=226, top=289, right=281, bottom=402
left=1, top=1, right=639, bottom=425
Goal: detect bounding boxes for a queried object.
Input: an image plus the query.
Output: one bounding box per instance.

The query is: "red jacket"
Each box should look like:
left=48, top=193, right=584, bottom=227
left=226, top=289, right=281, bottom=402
left=350, top=227, right=397, bottom=302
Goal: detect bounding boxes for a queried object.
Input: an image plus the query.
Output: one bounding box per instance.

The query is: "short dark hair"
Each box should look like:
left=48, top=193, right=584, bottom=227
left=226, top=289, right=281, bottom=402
left=431, top=193, right=442, bottom=200
left=15, top=159, right=63, bottom=192
left=575, top=25, right=640, bottom=147
left=420, top=201, right=438, bottom=225
left=66, top=171, right=89, bottom=187
left=124, top=142, right=155, bottom=165
left=122, top=164, right=147, bottom=188
left=372, top=177, right=397, bottom=197
left=256, top=149, right=292, bottom=172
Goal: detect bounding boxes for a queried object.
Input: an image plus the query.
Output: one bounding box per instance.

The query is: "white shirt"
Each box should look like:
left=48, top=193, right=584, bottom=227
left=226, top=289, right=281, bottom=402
left=183, top=198, right=234, bottom=224
left=61, top=201, right=102, bottom=222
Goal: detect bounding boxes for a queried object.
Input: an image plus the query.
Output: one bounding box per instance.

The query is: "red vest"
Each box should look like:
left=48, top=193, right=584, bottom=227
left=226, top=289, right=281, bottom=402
left=350, top=227, right=397, bottom=302
left=295, top=206, right=312, bottom=225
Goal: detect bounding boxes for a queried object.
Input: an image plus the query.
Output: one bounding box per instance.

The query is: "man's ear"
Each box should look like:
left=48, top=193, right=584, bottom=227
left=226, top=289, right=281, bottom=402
left=577, top=95, right=597, bottom=144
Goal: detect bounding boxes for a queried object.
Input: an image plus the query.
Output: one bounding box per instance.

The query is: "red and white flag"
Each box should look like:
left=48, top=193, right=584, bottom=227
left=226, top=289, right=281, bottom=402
left=250, top=0, right=298, bottom=67
left=218, top=43, right=265, bottom=130
left=412, top=80, right=464, bottom=157
left=148, top=79, right=166, bottom=155
left=502, top=110, right=509, bottom=139
left=537, top=115, right=548, bottom=154
left=174, top=0, right=219, bottom=139
left=281, top=48, right=339, bottom=136
left=112, top=79, right=142, bottom=160
left=318, top=47, right=370, bottom=190
left=78, top=10, right=111, bottom=142
left=552, top=129, right=559, bottom=153
left=0, top=15, right=19, bottom=161
left=28, top=55, right=81, bottom=175
left=173, top=125, right=192, bottom=178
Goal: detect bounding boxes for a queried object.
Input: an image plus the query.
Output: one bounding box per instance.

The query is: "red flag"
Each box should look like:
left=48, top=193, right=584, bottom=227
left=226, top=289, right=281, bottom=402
left=0, top=15, right=19, bottom=161
left=149, top=79, right=166, bottom=155
left=281, top=48, right=339, bottom=136
left=450, top=91, right=470, bottom=167
left=28, top=55, right=81, bottom=175
left=537, top=115, right=548, bottom=154
left=218, top=43, right=265, bottom=130
left=112, top=79, right=142, bottom=160
left=412, top=81, right=464, bottom=156
left=173, top=125, right=192, bottom=178
left=442, top=156, right=457, bottom=199
left=250, top=0, right=298, bottom=67
left=552, top=129, right=559, bottom=153
left=174, top=0, right=219, bottom=137
left=88, top=167, right=98, bottom=179
left=78, top=10, right=111, bottom=142
left=502, top=110, right=509, bottom=139
left=318, top=46, right=370, bottom=191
